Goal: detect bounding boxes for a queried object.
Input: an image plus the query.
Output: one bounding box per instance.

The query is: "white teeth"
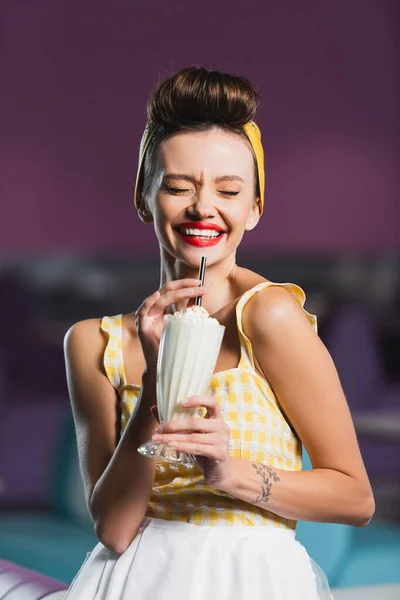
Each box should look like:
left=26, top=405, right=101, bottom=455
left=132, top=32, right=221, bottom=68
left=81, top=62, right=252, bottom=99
left=180, top=228, right=222, bottom=238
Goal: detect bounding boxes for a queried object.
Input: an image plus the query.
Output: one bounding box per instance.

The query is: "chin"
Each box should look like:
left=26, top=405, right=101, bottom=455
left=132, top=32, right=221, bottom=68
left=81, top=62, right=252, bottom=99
left=178, top=247, right=231, bottom=269
left=159, top=232, right=238, bottom=268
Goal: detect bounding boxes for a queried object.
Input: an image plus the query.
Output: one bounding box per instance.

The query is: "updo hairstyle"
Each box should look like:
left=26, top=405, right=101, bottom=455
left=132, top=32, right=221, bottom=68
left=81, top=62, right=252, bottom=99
left=138, top=66, right=261, bottom=205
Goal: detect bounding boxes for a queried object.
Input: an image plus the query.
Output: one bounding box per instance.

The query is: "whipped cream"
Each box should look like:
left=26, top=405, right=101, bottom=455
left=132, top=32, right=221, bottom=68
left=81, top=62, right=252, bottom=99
left=166, top=304, right=221, bottom=326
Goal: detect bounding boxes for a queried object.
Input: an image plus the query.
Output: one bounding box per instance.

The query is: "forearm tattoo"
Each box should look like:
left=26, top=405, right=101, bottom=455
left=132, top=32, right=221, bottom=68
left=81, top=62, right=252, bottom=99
left=252, top=463, right=281, bottom=504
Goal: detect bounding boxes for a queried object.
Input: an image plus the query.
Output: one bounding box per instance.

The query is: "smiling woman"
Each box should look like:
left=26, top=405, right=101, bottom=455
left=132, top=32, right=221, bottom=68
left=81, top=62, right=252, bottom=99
left=134, top=114, right=263, bottom=272
left=62, top=66, right=372, bottom=599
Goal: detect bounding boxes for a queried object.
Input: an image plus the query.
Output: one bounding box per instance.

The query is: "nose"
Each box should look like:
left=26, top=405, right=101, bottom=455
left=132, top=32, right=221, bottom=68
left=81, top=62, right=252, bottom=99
left=186, top=190, right=217, bottom=219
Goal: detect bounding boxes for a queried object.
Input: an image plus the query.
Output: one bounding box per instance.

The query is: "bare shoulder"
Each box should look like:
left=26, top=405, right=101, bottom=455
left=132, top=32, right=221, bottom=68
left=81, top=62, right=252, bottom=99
left=64, top=317, right=106, bottom=370
left=64, top=317, right=103, bottom=346
left=242, top=281, right=311, bottom=343
left=63, top=317, right=116, bottom=417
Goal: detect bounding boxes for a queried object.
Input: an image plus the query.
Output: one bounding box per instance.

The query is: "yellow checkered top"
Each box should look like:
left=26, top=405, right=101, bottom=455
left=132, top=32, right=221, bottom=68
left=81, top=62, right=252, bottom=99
left=101, top=281, right=318, bottom=528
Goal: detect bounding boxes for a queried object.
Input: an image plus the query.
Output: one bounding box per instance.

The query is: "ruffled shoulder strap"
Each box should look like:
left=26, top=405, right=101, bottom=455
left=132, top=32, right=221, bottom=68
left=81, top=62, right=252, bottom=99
left=100, top=314, right=126, bottom=392
left=236, top=281, right=318, bottom=370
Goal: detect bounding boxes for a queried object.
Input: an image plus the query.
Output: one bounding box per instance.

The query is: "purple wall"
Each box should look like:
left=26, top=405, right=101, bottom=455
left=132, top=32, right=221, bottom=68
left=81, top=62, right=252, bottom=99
left=1, top=0, right=398, bottom=253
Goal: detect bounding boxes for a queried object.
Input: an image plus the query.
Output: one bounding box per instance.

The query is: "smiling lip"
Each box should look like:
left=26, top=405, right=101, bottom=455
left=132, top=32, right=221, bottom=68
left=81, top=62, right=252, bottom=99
left=176, top=231, right=224, bottom=247
left=176, top=221, right=226, bottom=232
left=175, top=221, right=226, bottom=247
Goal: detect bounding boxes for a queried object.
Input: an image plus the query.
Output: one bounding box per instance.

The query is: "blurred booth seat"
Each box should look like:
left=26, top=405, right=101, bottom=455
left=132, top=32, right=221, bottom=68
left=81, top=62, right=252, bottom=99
left=324, top=303, right=386, bottom=412
left=0, top=558, right=68, bottom=599
left=0, top=401, right=68, bottom=509
left=0, top=413, right=97, bottom=584
left=323, top=302, right=400, bottom=485
left=352, top=408, right=400, bottom=444
left=0, top=270, right=68, bottom=400
left=324, top=301, right=400, bottom=416
left=0, top=323, right=67, bottom=407
left=297, top=450, right=400, bottom=589
left=0, top=271, right=71, bottom=508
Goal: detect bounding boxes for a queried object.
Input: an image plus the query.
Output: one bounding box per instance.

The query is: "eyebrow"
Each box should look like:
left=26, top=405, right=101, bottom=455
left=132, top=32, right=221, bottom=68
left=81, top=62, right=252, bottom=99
left=162, top=173, right=245, bottom=184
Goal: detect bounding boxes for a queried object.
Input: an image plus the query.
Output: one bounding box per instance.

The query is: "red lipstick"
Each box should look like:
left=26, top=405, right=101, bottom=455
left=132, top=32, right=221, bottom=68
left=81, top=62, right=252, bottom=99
left=177, top=233, right=223, bottom=247
left=177, top=221, right=226, bottom=232
left=175, top=221, right=226, bottom=247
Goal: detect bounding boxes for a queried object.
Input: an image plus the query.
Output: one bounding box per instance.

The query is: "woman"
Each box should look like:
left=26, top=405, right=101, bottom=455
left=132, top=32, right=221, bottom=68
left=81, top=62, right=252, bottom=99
left=63, top=66, right=375, bottom=599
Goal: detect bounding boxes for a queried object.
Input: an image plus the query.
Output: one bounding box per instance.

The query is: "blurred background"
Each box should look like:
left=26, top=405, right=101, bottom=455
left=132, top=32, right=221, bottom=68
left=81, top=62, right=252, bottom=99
left=0, top=0, right=399, bottom=598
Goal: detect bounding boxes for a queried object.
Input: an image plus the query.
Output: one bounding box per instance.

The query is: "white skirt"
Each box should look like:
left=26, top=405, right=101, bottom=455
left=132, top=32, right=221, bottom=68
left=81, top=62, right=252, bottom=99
left=64, top=517, right=333, bottom=599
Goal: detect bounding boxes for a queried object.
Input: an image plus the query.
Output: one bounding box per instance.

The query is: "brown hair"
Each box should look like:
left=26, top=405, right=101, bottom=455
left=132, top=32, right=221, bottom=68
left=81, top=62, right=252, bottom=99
left=138, top=66, right=261, bottom=204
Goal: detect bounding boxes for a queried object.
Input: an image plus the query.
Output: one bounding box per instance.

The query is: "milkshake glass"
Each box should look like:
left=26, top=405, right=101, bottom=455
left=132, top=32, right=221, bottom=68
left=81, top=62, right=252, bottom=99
left=137, top=305, right=225, bottom=467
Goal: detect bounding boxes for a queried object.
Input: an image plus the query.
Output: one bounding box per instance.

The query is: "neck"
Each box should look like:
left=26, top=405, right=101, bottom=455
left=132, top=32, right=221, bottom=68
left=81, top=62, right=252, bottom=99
left=159, top=246, right=238, bottom=315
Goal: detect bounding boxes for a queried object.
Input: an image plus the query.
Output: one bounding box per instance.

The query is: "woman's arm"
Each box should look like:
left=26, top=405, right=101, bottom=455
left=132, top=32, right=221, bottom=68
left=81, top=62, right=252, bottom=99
left=64, top=319, right=158, bottom=554
left=64, top=280, right=205, bottom=554
left=217, top=286, right=375, bottom=527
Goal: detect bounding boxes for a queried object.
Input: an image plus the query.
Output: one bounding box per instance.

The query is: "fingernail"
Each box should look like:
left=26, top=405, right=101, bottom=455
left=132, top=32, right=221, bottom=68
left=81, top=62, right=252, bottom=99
left=155, top=426, right=163, bottom=433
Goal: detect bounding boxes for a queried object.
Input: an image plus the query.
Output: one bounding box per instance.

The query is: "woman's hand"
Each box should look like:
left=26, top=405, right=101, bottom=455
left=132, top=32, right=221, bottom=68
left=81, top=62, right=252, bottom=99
left=136, top=279, right=206, bottom=369
left=151, top=395, right=233, bottom=489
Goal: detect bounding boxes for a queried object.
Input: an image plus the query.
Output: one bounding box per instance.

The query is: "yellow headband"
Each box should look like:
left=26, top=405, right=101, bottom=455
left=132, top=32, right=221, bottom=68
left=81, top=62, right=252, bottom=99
left=134, top=119, right=265, bottom=215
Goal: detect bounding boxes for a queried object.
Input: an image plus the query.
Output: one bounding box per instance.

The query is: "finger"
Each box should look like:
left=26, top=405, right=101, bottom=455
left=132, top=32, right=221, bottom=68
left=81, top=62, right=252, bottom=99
left=150, top=286, right=206, bottom=314
left=181, top=395, right=222, bottom=420
left=159, top=416, right=217, bottom=434
left=136, top=290, right=160, bottom=319
left=166, top=440, right=227, bottom=459
left=160, top=279, right=202, bottom=292
left=154, top=432, right=220, bottom=445
left=137, top=279, right=202, bottom=319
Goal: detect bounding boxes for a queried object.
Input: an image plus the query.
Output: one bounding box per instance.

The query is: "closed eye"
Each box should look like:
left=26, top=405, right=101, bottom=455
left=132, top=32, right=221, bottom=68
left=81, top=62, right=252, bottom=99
left=165, top=187, right=189, bottom=193
left=163, top=186, right=239, bottom=196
